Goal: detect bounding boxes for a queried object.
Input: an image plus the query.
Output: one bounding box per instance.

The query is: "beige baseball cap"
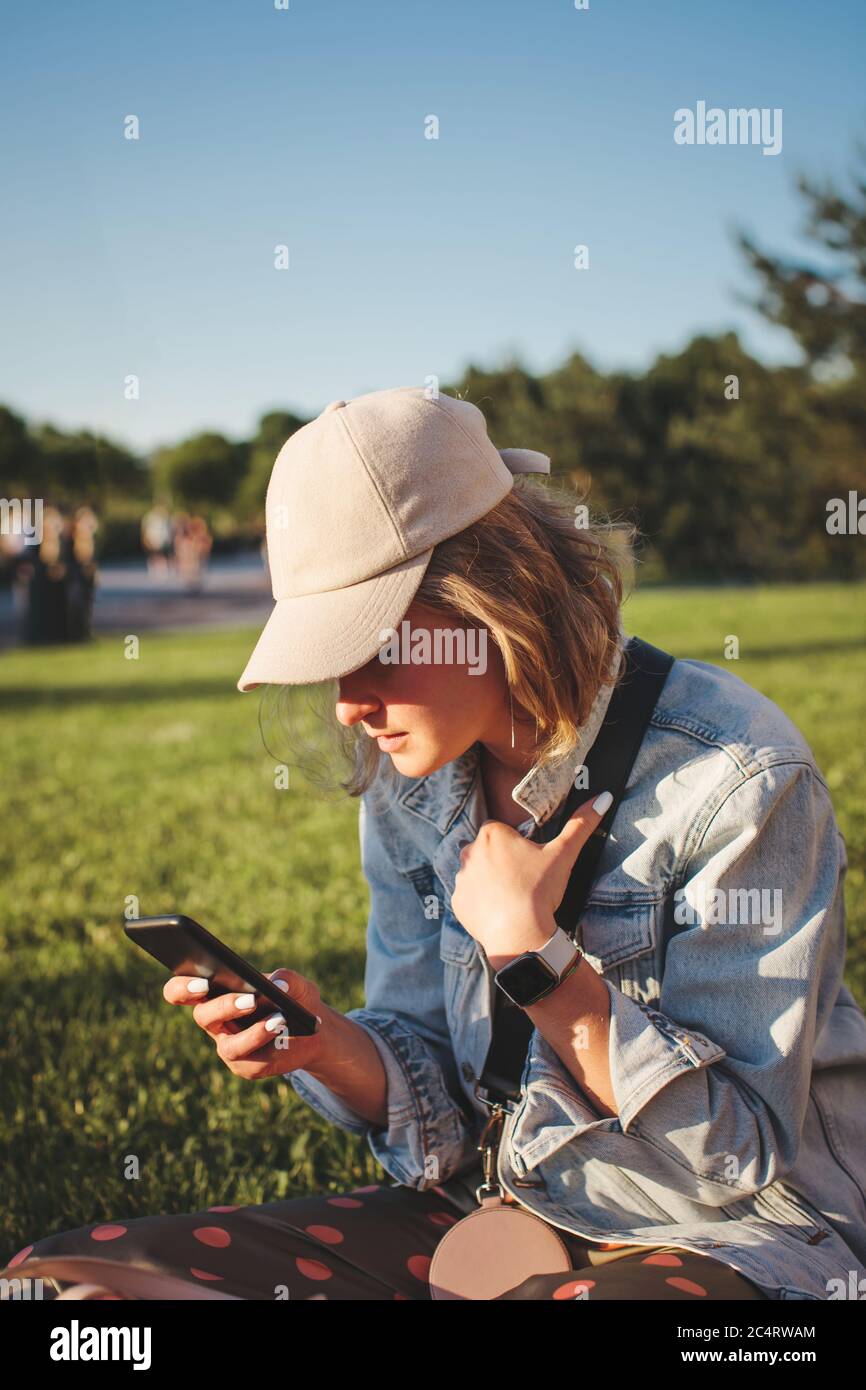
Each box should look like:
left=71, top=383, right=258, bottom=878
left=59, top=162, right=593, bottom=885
left=237, top=385, right=550, bottom=690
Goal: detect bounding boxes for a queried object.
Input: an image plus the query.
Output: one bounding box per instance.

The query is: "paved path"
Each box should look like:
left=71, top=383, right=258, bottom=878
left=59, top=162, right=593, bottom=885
left=0, top=556, right=273, bottom=650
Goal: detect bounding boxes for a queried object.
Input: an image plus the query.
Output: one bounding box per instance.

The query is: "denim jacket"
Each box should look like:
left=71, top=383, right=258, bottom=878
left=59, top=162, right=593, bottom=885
left=291, top=647, right=866, bottom=1300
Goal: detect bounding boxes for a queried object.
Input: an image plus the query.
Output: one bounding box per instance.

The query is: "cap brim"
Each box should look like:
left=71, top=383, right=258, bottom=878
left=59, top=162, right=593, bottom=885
left=237, top=549, right=433, bottom=690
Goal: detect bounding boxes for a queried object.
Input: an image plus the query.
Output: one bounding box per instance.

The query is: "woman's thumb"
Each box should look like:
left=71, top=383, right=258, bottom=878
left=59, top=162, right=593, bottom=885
left=549, top=790, right=614, bottom=862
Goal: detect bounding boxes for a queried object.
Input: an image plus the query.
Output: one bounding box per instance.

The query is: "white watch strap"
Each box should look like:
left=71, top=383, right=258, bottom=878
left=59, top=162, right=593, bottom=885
left=535, top=924, right=579, bottom=976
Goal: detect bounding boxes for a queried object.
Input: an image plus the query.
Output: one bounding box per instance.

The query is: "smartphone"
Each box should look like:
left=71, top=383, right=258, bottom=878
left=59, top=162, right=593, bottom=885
left=123, top=913, right=320, bottom=1036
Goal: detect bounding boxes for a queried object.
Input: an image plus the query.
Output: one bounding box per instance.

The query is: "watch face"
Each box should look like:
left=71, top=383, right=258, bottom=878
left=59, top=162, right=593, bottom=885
left=496, top=953, right=558, bottom=1006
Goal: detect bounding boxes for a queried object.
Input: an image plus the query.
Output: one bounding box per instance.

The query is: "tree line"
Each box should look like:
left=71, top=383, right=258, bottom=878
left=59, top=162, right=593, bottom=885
left=2, top=146, right=864, bottom=582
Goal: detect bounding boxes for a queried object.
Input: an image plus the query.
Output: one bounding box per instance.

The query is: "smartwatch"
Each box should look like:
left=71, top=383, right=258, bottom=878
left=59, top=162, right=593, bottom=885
left=494, top=925, right=583, bottom=1008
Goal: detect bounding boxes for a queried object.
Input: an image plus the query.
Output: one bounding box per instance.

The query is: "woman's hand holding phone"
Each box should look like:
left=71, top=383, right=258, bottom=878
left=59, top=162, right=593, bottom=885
left=163, top=968, right=330, bottom=1081
left=163, top=961, right=390, bottom=1126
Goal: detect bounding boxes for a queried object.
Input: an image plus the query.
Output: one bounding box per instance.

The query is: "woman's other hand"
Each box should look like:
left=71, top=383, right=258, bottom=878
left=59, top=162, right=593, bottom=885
left=451, top=790, right=613, bottom=970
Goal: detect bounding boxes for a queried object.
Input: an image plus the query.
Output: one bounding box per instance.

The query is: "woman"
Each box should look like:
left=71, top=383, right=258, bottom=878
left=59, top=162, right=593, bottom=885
left=5, top=387, right=866, bottom=1301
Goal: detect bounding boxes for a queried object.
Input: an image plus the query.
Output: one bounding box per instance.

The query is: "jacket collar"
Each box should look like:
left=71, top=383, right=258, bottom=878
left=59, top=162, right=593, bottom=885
left=397, top=631, right=626, bottom=836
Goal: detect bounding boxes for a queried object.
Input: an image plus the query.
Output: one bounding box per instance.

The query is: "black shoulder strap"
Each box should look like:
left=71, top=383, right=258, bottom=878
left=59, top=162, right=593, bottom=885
left=477, top=635, right=674, bottom=1106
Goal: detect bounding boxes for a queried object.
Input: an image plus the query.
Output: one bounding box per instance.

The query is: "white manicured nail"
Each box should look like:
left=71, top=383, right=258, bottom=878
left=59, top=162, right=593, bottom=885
left=187, top=978, right=209, bottom=995
left=235, top=993, right=256, bottom=1011
left=265, top=1012, right=287, bottom=1033
left=273, top=978, right=289, bottom=992
left=592, top=790, right=613, bottom=816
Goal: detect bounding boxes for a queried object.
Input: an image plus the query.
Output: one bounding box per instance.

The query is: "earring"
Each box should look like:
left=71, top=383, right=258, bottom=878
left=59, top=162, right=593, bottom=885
left=510, top=687, right=515, bottom=749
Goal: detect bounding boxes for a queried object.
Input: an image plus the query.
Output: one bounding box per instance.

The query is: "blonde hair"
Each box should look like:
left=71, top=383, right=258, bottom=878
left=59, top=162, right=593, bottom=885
left=337, top=474, right=634, bottom=797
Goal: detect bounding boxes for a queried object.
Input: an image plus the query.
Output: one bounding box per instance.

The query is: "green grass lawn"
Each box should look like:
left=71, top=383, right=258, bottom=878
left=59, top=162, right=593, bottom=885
left=1, top=583, right=864, bottom=1259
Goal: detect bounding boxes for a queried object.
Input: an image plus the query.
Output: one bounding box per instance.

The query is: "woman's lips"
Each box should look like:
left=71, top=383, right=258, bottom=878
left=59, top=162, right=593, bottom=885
left=376, top=732, right=408, bottom=752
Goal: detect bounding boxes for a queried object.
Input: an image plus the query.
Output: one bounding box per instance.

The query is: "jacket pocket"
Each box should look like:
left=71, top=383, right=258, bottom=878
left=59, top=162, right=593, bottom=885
left=723, top=1182, right=827, bottom=1244
left=403, top=862, right=476, bottom=964
left=576, top=895, right=660, bottom=1003
left=578, top=895, right=657, bottom=969
left=438, top=908, right=484, bottom=1068
left=439, top=912, right=477, bottom=966
left=508, top=1075, right=619, bottom=1174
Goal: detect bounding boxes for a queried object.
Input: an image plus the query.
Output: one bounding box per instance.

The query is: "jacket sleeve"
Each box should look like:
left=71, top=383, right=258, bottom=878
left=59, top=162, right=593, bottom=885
left=289, top=794, right=479, bottom=1189
left=525, top=760, right=847, bottom=1204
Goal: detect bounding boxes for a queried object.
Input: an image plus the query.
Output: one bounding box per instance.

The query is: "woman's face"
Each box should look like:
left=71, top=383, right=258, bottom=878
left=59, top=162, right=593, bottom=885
left=335, top=600, right=517, bottom=778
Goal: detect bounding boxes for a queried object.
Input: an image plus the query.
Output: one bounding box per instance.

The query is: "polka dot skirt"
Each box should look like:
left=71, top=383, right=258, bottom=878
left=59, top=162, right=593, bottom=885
left=2, top=1185, right=768, bottom=1301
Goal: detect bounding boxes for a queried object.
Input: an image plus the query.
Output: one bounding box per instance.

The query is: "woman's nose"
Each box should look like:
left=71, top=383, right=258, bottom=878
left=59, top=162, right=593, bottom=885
left=335, top=682, right=381, bottom=728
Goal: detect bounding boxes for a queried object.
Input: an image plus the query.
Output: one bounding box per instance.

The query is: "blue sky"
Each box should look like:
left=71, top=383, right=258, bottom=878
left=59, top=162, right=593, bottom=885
left=1, top=0, right=864, bottom=455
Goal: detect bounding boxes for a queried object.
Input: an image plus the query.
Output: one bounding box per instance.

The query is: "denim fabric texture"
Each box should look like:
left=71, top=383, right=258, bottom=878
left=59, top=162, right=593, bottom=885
left=290, top=647, right=866, bottom=1301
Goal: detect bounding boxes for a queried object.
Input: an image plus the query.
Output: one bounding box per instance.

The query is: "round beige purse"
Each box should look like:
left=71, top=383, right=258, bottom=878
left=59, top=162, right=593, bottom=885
left=428, top=1191, right=572, bottom=1300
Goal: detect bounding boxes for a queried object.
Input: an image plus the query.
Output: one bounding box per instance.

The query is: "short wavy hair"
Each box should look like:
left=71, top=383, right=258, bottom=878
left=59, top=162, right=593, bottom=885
left=329, top=473, right=634, bottom=798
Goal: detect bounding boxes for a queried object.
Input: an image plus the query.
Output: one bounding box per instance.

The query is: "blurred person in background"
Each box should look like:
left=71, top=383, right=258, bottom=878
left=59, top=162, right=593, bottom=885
left=67, top=505, right=99, bottom=641
left=141, top=503, right=175, bottom=576
left=21, top=503, right=96, bottom=644
left=174, top=512, right=211, bottom=593
left=0, top=522, right=28, bottom=619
